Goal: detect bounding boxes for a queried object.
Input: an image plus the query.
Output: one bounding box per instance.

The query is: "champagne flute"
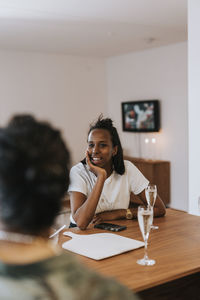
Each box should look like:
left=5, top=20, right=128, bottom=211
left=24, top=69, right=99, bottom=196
left=145, top=184, right=158, bottom=230
left=137, top=205, right=155, bottom=266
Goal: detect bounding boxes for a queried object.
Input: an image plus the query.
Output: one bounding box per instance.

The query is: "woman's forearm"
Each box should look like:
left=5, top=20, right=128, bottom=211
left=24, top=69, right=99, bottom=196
left=93, top=207, right=139, bottom=222
left=73, top=173, right=106, bottom=229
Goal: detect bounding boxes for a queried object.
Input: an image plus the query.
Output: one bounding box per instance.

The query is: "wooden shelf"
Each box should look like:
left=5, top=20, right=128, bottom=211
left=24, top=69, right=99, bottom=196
left=124, top=156, right=170, bottom=205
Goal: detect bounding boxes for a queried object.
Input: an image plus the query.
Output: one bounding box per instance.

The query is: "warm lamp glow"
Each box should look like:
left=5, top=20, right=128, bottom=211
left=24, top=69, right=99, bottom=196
left=145, top=138, right=149, bottom=144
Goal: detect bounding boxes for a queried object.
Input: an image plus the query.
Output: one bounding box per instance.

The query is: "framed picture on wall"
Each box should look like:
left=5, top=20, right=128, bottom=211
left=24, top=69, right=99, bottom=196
left=121, top=100, right=160, bottom=132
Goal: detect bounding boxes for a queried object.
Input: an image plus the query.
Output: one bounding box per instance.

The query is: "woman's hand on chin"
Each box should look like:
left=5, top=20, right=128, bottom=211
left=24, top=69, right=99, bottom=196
left=86, top=151, right=107, bottom=179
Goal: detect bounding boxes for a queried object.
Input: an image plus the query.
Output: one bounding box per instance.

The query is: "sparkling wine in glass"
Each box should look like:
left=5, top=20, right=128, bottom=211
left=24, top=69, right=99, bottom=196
left=137, top=205, right=155, bottom=266
left=145, top=184, right=158, bottom=230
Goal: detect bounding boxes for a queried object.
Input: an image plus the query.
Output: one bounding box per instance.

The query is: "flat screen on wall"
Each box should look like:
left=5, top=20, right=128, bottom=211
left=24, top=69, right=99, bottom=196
left=121, top=100, right=160, bottom=132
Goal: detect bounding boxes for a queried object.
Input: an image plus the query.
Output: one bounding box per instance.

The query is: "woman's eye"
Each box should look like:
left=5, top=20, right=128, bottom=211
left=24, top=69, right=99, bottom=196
left=88, top=143, right=94, bottom=148
left=100, top=144, right=107, bottom=148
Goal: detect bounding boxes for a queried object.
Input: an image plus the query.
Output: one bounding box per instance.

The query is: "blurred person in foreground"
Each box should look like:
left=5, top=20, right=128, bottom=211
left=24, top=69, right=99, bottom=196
left=0, top=114, right=139, bottom=300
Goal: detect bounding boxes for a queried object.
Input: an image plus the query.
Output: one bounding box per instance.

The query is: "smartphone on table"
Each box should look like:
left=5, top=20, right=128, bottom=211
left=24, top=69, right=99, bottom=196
left=94, top=223, right=127, bottom=232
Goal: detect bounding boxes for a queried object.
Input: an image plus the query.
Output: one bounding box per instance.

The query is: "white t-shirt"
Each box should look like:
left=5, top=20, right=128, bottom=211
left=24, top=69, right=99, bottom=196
left=68, top=160, right=149, bottom=223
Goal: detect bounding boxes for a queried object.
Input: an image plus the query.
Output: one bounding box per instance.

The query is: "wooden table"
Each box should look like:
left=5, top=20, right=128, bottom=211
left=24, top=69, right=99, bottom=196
left=59, top=209, right=200, bottom=299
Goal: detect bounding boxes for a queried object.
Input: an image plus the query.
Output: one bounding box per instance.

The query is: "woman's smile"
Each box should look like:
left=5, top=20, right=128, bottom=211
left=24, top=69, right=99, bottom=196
left=91, top=157, right=102, bottom=163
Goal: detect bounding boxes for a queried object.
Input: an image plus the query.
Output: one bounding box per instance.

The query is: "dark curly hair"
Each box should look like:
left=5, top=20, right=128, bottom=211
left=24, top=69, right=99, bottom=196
left=82, top=115, right=125, bottom=175
left=0, top=114, right=70, bottom=235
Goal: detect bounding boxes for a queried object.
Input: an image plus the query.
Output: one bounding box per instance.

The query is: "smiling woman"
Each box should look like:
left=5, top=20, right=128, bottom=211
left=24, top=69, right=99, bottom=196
left=68, top=115, right=166, bottom=230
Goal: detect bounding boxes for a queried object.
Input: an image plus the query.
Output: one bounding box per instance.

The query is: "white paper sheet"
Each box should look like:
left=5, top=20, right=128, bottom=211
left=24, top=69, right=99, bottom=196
left=62, top=231, right=144, bottom=260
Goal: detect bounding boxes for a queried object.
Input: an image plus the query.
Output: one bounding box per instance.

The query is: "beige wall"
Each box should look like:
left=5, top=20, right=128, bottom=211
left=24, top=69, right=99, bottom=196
left=106, top=42, right=188, bottom=211
left=0, top=51, right=107, bottom=164
left=188, top=0, right=200, bottom=215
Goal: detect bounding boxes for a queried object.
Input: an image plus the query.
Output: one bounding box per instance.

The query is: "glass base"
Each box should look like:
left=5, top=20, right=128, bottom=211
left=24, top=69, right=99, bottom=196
left=137, top=257, right=156, bottom=266
left=151, top=224, right=159, bottom=230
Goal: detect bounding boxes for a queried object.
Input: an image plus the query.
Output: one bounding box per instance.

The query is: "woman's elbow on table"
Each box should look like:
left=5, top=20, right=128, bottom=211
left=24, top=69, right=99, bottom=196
left=74, top=216, right=90, bottom=230
left=160, top=207, right=166, bottom=217
left=155, top=205, right=166, bottom=217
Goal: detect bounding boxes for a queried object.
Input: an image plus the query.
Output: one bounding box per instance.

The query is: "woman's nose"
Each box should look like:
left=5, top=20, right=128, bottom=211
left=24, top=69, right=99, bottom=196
left=92, top=145, right=99, bottom=153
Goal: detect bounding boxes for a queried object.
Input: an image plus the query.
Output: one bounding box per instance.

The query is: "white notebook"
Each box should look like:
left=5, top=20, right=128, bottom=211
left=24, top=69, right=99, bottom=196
left=62, top=231, right=144, bottom=260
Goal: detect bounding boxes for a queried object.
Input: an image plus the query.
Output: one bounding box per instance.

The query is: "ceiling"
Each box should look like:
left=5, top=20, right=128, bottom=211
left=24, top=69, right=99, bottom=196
left=0, top=0, right=187, bottom=57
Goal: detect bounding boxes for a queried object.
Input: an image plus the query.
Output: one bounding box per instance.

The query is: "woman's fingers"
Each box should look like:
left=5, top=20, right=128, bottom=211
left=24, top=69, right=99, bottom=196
left=92, top=215, right=102, bottom=224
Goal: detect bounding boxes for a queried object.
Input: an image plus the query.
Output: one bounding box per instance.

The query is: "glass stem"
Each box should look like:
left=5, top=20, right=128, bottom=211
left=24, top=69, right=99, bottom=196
left=152, top=205, right=154, bottom=225
left=144, top=239, right=148, bottom=260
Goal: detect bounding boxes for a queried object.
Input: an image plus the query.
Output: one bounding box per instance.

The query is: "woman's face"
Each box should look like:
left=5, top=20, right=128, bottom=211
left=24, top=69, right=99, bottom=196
left=87, top=129, right=117, bottom=171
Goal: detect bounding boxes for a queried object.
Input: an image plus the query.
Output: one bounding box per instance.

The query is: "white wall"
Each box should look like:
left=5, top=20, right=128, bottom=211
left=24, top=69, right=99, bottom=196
left=106, top=42, right=188, bottom=211
left=0, top=44, right=188, bottom=212
left=188, top=0, right=200, bottom=215
left=0, top=51, right=107, bottom=165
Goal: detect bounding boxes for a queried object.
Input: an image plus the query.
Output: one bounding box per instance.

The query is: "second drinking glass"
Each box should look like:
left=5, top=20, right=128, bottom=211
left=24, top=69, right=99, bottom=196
left=145, top=184, right=158, bottom=230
